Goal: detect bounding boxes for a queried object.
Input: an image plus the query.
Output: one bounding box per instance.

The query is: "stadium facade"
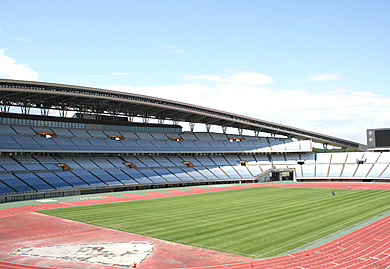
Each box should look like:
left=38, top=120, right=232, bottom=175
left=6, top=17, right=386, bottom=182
left=0, top=79, right=389, bottom=203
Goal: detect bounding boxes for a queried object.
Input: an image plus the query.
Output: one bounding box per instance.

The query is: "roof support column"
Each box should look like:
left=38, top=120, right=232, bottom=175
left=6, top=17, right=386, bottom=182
left=254, top=130, right=259, bottom=137
left=238, top=128, right=243, bottom=136
left=21, top=106, right=31, bottom=115
left=206, top=124, right=211, bottom=132
left=158, top=119, right=164, bottom=124
left=173, top=120, right=179, bottom=125
left=142, top=117, right=149, bottom=123
left=0, top=104, right=10, bottom=113
left=323, top=143, right=328, bottom=153
left=41, top=108, right=50, bottom=116
left=222, top=126, right=227, bottom=134
left=189, top=122, right=195, bottom=132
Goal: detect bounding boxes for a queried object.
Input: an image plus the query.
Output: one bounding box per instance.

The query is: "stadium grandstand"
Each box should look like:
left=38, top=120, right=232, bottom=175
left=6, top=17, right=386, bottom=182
left=0, top=78, right=389, bottom=203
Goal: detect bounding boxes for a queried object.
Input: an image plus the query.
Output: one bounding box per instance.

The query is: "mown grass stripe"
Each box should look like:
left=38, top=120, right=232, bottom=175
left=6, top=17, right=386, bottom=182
left=40, top=187, right=390, bottom=258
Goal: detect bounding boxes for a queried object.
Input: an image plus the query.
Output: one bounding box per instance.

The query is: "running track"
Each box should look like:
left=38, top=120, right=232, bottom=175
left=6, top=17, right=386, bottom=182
left=1, top=182, right=390, bottom=269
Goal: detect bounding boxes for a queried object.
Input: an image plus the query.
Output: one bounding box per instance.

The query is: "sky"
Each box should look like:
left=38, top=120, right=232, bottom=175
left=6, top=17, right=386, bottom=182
left=1, top=0, right=390, bottom=144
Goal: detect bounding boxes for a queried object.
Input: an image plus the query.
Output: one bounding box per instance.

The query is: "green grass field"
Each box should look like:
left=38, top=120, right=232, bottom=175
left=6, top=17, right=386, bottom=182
left=40, top=187, right=390, bottom=258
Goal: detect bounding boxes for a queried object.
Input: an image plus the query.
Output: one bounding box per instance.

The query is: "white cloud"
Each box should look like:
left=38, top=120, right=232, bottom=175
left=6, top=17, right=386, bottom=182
left=168, top=49, right=187, bottom=54
left=0, top=49, right=39, bottom=80
left=105, top=71, right=390, bottom=144
left=307, top=72, right=341, bottom=82
left=89, top=75, right=104, bottom=78
left=15, top=37, right=31, bottom=43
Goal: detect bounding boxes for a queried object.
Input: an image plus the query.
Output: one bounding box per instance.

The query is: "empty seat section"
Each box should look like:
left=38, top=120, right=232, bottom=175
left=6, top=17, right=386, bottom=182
left=300, top=140, right=312, bottom=151
left=0, top=156, right=26, bottom=172
left=35, top=156, right=60, bottom=170
left=269, top=140, right=285, bottom=151
left=301, top=165, right=315, bottom=177
left=72, top=170, right=107, bottom=187
left=354, top=164, right=373, bottom=177
left=151, top=141, right=173, bottom=151
left=377, top=152, right=390, bottom=163
left=35, top=172, right=73, bottom=189
left=193, top=141, right=213, bottom=151
left=165, top=141, right=186, bottom=151
left=104, top=139, right=128, bottom=151
left=21, top=163, right=47, bottom=171
left=346, top=152, right=364, bottom=164
left=328, top=164, right=343, bottom=177
left=73, top=158, right=100, bottom=169
left=285, top=154, right=300, bottom=165
left=246, top=165, right=262, bottom=177
left=223, top=141, right=242, bottom=151
left=224, top=155, right=240, bottom=165
left=0, top=125, right=17, bottom=135
left=51, top=128, right=74, bottom=137
left=270, top=155, right=286, bottom=165
left=54, top=137, right=79, bottom=150
left=207, top=166, right=229, bottom=179
left=239, top=155, right=257, bottom=165
left=87, top=139, right=112, bottom=151
left=106, top=169, right=138, bottom=185
left=180, top=156, right=202, bottom=166
left=180, top=141, right=200, bottom=151
left=0, top=135, right=22, bottom=150
left=136, top=156, right=161, bottom=167
left=152, top=156, right=175, bottom=167
left=91, top=158, right=116, bottom=169
left=69, top=129, right=91, bottom=138
left=120, top=131, right=139, bottom=139
left=121, top=140, right=144, bottom=151
left=220, top=166, right=241, bottom=179
left=168, top=168, right=195, bottom=181
left=135, top=132, right=154, bottom=140
left=140, top=169, right=168, bottom=183
left=341, top=164, right=358, bottom=177
left=194, top=167, right=218, bottom=180
left=106, top=157, right=125, bottom=168
left=210, top=133, right=228, bottom=140
left=12, top=126, right=36, bottom=135
left=367, top=163, right=388, bottom=177
left=165, top=156, right=186, bottom=166
left=195, top=156, right=215, bottom=166
left=180, top=132, right=198, bottom=140
left=301, top=153, right=316, bottom=164
left=0, top=174, right=34, bottom=192
left=87, top=130, right=107, bottom=138
left=136, top=141, right=158, bottom=151
left=330, top=153, right=348, bottom=164
left=285, top=140, right=301, bottom=151
left=182, top=168, right=207, bottom=181
left=253, top=140, right=270, bottom=152
left=194, top=133, right=213, bottom=141
left=56, top=157, right=82, bottom=170
left=122, top=156, right=146, bottom=168
left=33, top=136, right=61, bottom=150
left=315, top=164, right=329, bottom=177
left=89, top=170, right=123, bottom=186
left=254, top=155, right=272, bottom=171
left=13, top=136, right=42, bottom=150
left=209, top=141, right=228, bottom=151
left=153, top=168, right=181, bottom=182
left=233, top=166, right=253, bottom=179
left=55, top=172, right=90, bottom=188
left=150, top=133, right=168, bottom=139
left=362, top=152, right=380, bottom=163
left=15, top=173, right=55, bottom=191
left=0, top=180, right=15, bottom=194
left=122, top=169, right=152, bottom=184
left=316, top=153, right=332, bottom=164
left=238, top=141, right=257, bottom=151
left=209, top=156, right=229, bottom=165
left=380, top=165, right=390, bottom=178
left=71, top=138, right=96, bottom=151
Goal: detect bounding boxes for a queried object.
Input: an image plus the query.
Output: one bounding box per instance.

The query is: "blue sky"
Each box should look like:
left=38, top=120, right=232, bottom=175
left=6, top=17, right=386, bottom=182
left=1, top=0, right=390, bottom=144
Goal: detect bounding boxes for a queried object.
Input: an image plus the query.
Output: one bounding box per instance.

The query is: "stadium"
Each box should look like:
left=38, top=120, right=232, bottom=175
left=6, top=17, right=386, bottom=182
left=0, top=78, right=390, bottom=268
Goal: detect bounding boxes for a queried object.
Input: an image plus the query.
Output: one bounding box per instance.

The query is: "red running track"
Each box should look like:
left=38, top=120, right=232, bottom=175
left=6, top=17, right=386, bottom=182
left=1, top=182, right=390, bottom=269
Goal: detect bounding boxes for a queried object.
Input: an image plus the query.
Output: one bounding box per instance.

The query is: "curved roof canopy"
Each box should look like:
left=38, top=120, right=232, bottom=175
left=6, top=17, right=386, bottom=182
left=0, top=79, right=366, bottom=151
